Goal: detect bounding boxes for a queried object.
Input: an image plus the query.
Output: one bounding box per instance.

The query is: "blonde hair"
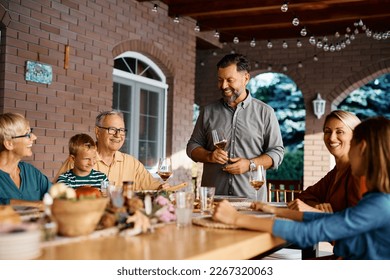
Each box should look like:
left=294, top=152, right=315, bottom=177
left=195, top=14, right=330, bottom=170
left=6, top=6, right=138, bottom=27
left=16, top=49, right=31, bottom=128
left=353, top=117, right=390, bottom=193
left=0, top=112, right=29, bottom=152
left=323, top=110, right=361, bottom=132
left=68, top=133, right=96, bottom=156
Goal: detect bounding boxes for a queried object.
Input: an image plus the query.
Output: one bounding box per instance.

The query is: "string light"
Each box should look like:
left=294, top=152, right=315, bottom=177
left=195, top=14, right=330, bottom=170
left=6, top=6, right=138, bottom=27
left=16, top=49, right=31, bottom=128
left=194, top=22, right=200, bottom=32
left=281, top=2, right=288, bottom=12
left=300, top=27, right=307, bottom=36
left=250, top=38, right=256, bottom=47
left=146, top=2, right=389, bottom=73
left=292, top=17, right=300, bottom=27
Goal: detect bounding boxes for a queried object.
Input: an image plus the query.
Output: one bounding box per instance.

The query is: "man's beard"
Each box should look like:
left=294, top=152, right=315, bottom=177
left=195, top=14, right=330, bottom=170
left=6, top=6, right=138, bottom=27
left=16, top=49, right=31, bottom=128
left=222, top=88, right=242, bottom=105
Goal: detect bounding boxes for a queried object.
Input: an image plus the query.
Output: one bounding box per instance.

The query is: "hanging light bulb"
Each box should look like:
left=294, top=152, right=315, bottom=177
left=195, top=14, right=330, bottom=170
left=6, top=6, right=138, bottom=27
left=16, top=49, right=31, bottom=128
left=254, top=61, right=259, bottom=68
left=340, top=41, right=346, bottom=49
left=212, top=51, right=217, bottom=56
left=350, top=34, right=356, bottom=40
left=358, top=19, right=364, bottom=26
left=282, top=41, right=288, bottom=49
left=194, top=22, right=200, bottom=32
left=230, top=50, right=235, bottom=54
left=296, top=39, right=302, bottom=47
left=298, top=61, right=303, bottom=68
left=214, top=30, right=220, bottom=38
left=323, top=43, right=329, bottom=52
left=282, top=65, right=288, bottom=72
left=250, top=38, right=256, bottom=48
left=316, top=39, right=323, bottom=48
left=329, top=44, right=336, bottom=52
left=292, top=17, right=300, bottom=26
left=313, top=55, right=318, bottom=62
left=173, top=15, right=180, bottom=23
left=152, top=4, right=158, bottom=12
left=354, top=28, right=359, bottom=35
left=336, top=43, right=342, bottom=51
left=346, top=27, right=351, bottom=33
left=200, top=61, right=205, bottom=67
left=322, top=36, right=328, bottom=42
left=309, top=36, right=316, bottom=45
left=300, top=27, right=307, bottom=36
left=366, top=29, right=372, bottom=37
left=267, top=64, right=272, bottom=71
left=281, top=2, right=288, bottom=12
left=345, top=38, right=351, bottom=45
left=335, top=32, right=340, bottom=38
left=233, top=36, right=239, bottom=44
left=267, top=40, right=273, bottom=49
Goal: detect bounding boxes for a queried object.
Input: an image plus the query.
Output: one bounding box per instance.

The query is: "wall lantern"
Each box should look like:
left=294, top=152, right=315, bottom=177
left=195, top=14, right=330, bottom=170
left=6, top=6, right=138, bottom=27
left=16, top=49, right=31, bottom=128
left=312, top=93, right=326, bottom=119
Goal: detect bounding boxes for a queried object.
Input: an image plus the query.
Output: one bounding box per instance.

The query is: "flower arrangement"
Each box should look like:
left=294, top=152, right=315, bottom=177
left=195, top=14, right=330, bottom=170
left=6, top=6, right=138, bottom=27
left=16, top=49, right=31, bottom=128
left=151, top=195, right=176, bottom=223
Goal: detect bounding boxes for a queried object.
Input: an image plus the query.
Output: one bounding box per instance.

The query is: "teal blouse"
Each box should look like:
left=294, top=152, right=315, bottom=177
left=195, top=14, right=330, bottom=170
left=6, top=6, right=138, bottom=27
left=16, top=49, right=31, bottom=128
left=0, top=162, right=52, bottom=204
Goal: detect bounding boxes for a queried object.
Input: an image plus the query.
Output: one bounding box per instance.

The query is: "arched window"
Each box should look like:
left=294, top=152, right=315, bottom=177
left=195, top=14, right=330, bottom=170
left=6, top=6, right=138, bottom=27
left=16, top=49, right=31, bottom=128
left=113, top=52, right=168, bottom=172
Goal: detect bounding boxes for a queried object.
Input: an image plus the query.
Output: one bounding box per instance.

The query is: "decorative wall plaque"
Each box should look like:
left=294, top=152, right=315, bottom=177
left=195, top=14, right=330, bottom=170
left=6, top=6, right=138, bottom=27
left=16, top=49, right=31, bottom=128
left=25, top=60, right=52, bottom=85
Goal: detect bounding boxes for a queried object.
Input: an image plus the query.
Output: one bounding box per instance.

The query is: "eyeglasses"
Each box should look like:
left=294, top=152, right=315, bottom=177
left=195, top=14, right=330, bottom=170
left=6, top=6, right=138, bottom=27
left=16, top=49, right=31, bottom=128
left=97, top=126, right=127, bottom=135
left=12, top=128, right=34, bottom=139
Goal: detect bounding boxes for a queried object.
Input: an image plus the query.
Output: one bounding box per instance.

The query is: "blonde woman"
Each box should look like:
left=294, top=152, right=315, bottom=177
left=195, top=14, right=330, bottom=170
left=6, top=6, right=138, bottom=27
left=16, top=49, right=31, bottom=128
left=288, top=110, right=364, bottom=213
left=0, top=113, right=51, bottom=209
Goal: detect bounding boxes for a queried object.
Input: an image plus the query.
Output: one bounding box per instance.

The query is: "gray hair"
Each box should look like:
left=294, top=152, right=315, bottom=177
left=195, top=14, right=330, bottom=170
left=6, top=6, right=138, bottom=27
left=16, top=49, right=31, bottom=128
left=95, top=110, right=124, bottom=126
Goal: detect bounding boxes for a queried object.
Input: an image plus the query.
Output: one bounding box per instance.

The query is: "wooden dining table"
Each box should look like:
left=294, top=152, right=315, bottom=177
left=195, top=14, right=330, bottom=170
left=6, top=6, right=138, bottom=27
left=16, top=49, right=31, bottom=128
left=36, top=216, right=286, bottom=260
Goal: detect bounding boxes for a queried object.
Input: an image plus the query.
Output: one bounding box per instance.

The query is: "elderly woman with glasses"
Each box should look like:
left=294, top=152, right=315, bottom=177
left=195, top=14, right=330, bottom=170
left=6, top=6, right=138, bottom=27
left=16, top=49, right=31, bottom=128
left=0, top=113, right=51, bottom=209
left=55, top=110, right=167, bottom=191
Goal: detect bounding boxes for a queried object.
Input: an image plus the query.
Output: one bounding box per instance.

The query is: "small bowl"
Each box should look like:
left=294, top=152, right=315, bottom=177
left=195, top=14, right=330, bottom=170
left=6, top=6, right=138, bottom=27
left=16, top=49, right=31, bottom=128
left=51, top=198, right=109, bottom=237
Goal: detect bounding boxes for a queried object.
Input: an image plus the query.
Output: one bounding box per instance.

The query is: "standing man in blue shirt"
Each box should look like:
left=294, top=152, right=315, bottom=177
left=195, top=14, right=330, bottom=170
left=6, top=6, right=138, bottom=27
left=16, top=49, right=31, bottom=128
left=187, top=53, right=284, bottom=201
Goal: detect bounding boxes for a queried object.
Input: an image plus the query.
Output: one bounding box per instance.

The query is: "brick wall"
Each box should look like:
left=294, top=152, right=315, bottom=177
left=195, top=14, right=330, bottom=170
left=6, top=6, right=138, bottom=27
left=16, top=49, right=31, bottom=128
left=0, top=0, right=195, bottom=184
left=195, top=35, right=390, bottom=187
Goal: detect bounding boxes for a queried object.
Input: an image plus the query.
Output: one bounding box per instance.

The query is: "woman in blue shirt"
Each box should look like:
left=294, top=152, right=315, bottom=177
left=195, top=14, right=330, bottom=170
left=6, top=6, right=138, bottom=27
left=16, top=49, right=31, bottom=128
left=213, top=116, right=390, bottom=259
left=0, top=112, right=51, bottom=210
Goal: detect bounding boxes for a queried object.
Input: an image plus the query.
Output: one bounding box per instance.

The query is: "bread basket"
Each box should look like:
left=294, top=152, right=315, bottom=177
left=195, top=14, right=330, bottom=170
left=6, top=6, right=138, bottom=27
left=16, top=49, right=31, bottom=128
left=51, top=198, right=109, bottom=237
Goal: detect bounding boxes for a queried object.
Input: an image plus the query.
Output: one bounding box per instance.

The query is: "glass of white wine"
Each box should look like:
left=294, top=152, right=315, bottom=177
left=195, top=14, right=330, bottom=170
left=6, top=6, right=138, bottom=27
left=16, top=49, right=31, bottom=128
left=249, top=165, right=266, bottom=201
left=157, top=157, right=173, bottom=182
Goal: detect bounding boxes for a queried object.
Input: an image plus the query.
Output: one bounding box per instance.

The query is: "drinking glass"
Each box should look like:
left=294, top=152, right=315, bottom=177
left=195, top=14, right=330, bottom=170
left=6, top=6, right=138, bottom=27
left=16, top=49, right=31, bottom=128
left=249, top=165, right=266, bottom=202
left=175, top=192, right=195, bottom=228
left=199, top=186, right=215, bottom=215
left=212, top=129, right=228, bottom=150
left=157, top=157, right=173, bottom=182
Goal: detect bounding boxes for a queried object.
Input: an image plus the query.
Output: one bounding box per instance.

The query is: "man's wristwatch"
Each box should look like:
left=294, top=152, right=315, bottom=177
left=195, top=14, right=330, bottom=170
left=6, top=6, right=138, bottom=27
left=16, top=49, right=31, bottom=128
left=249, top=159, right=256, bottom=171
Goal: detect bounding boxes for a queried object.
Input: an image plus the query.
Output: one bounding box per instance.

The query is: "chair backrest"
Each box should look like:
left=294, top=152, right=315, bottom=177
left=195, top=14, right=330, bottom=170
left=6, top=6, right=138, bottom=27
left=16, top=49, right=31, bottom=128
left=267, top=179, right=302, bottom=202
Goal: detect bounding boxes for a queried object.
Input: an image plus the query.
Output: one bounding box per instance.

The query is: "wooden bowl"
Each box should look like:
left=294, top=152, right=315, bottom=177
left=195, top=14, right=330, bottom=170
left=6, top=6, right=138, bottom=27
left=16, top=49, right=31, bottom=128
left=52, top=198, right=109, bottom=237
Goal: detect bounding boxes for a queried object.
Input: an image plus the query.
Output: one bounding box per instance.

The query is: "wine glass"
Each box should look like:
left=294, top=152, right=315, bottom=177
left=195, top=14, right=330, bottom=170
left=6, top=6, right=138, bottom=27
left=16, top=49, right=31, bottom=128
left=157, top=157, right=173, bottom=182
left=249, top=165, right=266, bottom=202
left=212, top=129, right=228, bottom=150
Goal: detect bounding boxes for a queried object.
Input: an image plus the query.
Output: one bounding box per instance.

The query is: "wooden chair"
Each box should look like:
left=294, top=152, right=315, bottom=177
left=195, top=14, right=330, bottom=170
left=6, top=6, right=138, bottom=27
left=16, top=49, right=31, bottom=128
left=266, top=179, right=317, bottom=260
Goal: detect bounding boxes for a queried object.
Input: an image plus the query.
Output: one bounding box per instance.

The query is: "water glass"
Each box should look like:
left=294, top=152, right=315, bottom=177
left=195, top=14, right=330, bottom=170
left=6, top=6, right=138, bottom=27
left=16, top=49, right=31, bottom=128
left=175, top=192, right=195, bottom=228
left=199, top=186, right=215, bottom=215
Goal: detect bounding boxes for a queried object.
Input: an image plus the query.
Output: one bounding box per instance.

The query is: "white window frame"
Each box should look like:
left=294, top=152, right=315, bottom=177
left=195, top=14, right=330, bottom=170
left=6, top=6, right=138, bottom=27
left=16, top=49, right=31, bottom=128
left=113, top=52, right=168, bottom=173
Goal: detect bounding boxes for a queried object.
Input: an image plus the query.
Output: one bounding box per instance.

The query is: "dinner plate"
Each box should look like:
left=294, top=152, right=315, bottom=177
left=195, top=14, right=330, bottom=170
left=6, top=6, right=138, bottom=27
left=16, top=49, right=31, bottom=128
left=214, top=195, right=248, bottom=202
left=12, top=206, right=40, bottom=215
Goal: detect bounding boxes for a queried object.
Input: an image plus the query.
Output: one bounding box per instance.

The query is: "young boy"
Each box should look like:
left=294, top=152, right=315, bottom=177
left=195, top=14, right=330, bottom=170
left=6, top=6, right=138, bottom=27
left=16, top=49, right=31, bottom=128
left=56, top=133, right=108, bottom=189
